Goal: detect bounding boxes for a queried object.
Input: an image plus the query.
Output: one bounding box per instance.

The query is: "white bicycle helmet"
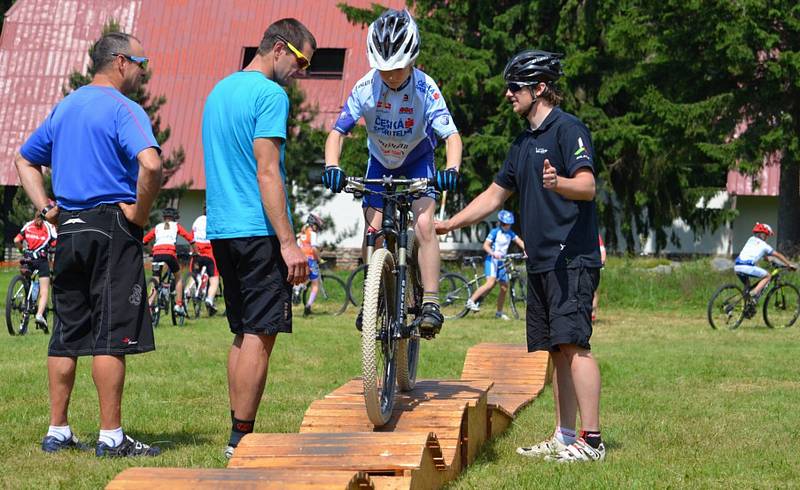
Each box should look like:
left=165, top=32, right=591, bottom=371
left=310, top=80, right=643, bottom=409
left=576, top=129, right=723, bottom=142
left=367, top=9, right=420, bottom=71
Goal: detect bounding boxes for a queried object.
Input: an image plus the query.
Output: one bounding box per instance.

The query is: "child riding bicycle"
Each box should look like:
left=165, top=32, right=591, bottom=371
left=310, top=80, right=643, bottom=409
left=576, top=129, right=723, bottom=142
left=321, top=8, right=463, bottom=336
left=143, top=208, right=194, bottom=316
left=734, top=222, right=796, bottom=299
left=465, top=210, right=525, bottom=320
left=297, top=213, right=323, bottom=316
left=14, top=210, right=57, bottom=331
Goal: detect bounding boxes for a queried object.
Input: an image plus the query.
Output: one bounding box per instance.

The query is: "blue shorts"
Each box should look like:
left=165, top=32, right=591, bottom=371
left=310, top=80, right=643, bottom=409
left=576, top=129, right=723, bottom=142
left=307, top=257, right=320, bottom=280
left=362, top=153, right=436, bottom=209
left=484, top=256, right=508, bottom=283
left=734, top=264, right=768, bottom=279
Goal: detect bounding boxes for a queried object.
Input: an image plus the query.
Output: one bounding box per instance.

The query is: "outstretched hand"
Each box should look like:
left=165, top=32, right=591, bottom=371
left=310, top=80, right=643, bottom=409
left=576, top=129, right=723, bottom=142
left=434, top=219, right=451, bottom=236
left=542, top=159, right=557, bottom=190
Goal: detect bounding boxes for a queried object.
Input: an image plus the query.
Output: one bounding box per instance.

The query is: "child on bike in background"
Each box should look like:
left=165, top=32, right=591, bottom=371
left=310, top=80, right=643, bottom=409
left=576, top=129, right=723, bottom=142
left=191, top=205, right=220, bottom=314
left=465, top=210, right=525, bottom=320
left=297, top=213, right=323, bottom=316
left=321, top=8, right=463, bottom=337
left=143, top=208, right=194, bottom=316
left=734, top=222, right=796, bottom=299
left=14, top=210, right=57, bottom=331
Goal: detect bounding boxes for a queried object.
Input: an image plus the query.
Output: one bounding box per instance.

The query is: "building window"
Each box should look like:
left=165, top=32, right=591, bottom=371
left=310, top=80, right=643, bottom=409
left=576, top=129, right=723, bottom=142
left=241, top=47, right=346, bottom=79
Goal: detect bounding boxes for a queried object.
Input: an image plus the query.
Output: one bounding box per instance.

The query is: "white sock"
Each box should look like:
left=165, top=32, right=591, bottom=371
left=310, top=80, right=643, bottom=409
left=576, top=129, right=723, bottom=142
left=47, top=425, right=72, bottom=441
left=555, top=426, right=577, bottom=445
left=98, top=427, right=124, bottom=447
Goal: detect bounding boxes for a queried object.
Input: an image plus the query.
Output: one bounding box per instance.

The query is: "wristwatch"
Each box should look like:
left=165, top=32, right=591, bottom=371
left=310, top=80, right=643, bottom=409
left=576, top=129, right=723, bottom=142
left=39, top=204, right=54, bottom=220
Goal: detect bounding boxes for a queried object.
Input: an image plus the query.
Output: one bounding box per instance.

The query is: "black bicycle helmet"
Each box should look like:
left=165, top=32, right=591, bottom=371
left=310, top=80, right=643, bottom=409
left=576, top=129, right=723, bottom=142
left=162, top=207, right=179, bottom=220
left=503, top=50, right=564, bottom=84
left=306, top=213, right=323, bottom=230
left=367, top=9, right=420, bottom=70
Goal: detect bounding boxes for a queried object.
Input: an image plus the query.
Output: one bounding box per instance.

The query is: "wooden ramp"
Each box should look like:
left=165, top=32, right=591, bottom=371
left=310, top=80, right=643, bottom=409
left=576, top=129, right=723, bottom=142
left=106, top=343, right=549, bottom=489
left=461, top=343, right=550, bottom=436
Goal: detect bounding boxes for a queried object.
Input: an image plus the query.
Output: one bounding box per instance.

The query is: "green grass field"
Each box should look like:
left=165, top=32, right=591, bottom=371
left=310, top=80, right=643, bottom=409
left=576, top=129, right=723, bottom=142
left=1, top=260, right=799, bottom=489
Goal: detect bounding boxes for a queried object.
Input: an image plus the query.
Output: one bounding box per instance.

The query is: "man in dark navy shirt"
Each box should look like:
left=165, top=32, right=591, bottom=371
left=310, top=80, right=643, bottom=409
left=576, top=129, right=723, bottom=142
left=15, top=32, right=162, bottom=457
left=436, top=50, right=604, bottom=462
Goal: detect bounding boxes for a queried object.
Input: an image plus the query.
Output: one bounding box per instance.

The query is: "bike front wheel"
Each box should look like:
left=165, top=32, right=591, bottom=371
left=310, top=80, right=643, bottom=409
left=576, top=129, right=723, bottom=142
left=763, top=283, right=800, bottom=328
left=303, top=274, right=348, bottom=315
left=5, top=275, right=28, bottom=336
left=147, top=278, right=161, bottom=328
left=707, top=284, right=746, bottom=330
left=346, top=264, right=367, bottom=307
left=439, top=273, right=472, bottom=319
left=361, top=248, right=397, bottom=427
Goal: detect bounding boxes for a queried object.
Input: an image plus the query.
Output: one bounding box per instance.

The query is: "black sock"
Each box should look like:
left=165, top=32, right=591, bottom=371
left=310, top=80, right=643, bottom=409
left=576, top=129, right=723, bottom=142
left=581, top=430, right=602, bottom=449
left=229, top=417, right=255, bottom=447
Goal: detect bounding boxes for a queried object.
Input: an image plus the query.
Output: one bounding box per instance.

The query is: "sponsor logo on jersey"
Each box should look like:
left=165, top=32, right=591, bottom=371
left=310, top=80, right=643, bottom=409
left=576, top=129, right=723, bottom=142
left=438, top=115, right=449, bottom=125
left=535, top=147, right=548, bottom=154
left=403, top=94, right=409, bottom=101
left=356, top=78, right=372, bottom=90
left=574, top=137, right=590, bottom=160
left=433, top=92, right=440, bottom=100
left=374, top=116, right=413, bottom=137
left=376, top=101, right=392, bottom=109
left=399, top=107, right=414, bottom=114
left=404, top=118, right=414, bottom=129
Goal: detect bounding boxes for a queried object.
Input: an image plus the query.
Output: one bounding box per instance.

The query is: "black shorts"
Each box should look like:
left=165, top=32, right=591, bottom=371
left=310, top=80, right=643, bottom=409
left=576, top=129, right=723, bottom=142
left=192, top=255, right=216, bottom=277
left=211, top=236, right=291, bottom=336
left=49, top=206, right=154, bottom=357
left=526, top=267, right=599, bottom=352
left=152, top=254, right=180, bottom=275
left=29, top=257, right=50, bottom=278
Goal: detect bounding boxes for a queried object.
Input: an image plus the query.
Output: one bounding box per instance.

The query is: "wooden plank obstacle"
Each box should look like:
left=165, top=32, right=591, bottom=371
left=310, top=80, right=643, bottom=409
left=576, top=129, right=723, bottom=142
left=107, top=343, right=550, bottom=489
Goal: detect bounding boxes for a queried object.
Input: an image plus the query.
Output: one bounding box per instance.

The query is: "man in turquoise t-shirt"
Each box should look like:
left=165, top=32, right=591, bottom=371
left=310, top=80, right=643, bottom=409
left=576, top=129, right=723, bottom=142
left=201, top=18, right=316, bottom=459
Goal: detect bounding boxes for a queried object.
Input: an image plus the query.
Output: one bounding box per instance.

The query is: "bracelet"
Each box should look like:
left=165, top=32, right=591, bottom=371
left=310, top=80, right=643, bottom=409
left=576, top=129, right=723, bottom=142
left=39, top=204, right=54, bottom=220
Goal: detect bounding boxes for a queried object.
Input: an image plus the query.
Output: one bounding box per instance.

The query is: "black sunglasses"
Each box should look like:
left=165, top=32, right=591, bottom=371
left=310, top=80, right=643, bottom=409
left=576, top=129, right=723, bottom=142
left=507, top=82, right=536, bottom=93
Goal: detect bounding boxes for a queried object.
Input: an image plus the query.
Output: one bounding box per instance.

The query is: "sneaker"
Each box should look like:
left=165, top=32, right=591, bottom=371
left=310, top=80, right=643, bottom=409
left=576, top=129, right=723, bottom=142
left=96, top=434, right=161, bottom=457
left=355, top=309, right=363, bottom=332
left=419, top=303, right=444, bottom=338
left=224, top=445, right=235, bottom=459
left=465, top=299, right=480, bottom=312
left=544, top=438, right=605, bottom=463
left=174, top=304, right=186, bottom=316
left=495, top=312, right=511, bottom=321
left=303, top=305, right=312, bottom=317
left=205, top=299, right=217, bottom=316
left=42, top=434, right=90, bottom=453
left=516, top=436, right=568, bottom=458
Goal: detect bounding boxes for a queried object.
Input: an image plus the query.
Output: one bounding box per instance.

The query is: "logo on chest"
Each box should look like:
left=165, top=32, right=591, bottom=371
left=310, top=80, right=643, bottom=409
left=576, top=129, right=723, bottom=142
left=535, top=147, right=548, bottom=154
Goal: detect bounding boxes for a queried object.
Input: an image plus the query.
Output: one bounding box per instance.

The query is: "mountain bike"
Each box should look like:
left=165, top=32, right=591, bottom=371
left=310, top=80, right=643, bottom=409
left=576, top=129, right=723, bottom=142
left=147, top=259, right=185, bottom=327
left=291, top=266, right=348, bottom=315
left=347, top=262, right=449, bottom=308
left=439, top=253, right=527, bottom=320
left=344, top=175, right=432, bottom=426
left=183, top=254, right=224, bottom=319
left=5, top=255, right=49, bottom=336
left=707, top=264, right=800, bottom=329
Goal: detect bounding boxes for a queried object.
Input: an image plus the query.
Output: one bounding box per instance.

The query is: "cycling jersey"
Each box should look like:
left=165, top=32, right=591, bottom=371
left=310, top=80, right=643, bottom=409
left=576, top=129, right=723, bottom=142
left=192, top=215, right=214, bottom=258
left=16, top=220, right=57, bottom=257
left=333, top=68, right=458, bottom=169
left=298, top=227, right=318, bottom=259
left=143, top=222, right=193, bottom=257
left=735, top=236, right=773, bottom=266
left=485, top=227, right=517, bottom=256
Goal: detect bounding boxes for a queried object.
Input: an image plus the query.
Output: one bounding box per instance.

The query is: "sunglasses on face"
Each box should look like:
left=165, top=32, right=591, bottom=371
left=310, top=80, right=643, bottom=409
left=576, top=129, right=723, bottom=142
left=112, top=52, right=149, bottom=71
left=507, top=82, right=535, bottom=93
left=276, top=36, right=310, bottom=70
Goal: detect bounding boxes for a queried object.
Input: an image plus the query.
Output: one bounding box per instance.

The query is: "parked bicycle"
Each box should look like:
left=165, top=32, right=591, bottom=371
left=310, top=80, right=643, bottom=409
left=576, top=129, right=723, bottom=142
left=291, top=267, right=348, bottom=316
left=5, top=254, right=49, bottom=336
left=344, top=176, right=432, bottom=426
left=707, top=263, right=800, bottom=329
left=439, top=253, right=527, bottom=320
left=147, top=258, right=185, bottom=327
left=183, top=254, right=224, bottom=319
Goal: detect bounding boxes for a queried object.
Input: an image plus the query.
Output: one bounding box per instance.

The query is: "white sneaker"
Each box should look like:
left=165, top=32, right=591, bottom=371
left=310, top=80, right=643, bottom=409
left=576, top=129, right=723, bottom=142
left=465, top=299, right=480, bottom=312
left=544, top=438, right=605, bottom=463
left=224, top=445, right=235, bottom=459
left=174, top=304, right=186, bottom=316
left=516, top=436, right=568, bottom=458
left=495, top=312, right=511, bottom=321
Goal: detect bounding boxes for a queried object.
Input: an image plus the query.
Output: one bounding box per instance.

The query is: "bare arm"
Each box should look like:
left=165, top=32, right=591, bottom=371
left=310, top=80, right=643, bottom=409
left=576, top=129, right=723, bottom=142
left=324, top=130, right=346, bottom=167
left=435, top=183, right=513, bottom=235
left=482, top=239, right=493, bottom=255
left=255, top=138, right=308, bottom=284
left=444, top=133, right=462, bottom=171
left=544, top=161, right=595, bottom=201
left=513, top=236, right=526, bottom=253
left=15, top=154, right=56, bottom=222
left=119, top=147, right=162, bottom=226
left=770, top=251, right=795, bottom=269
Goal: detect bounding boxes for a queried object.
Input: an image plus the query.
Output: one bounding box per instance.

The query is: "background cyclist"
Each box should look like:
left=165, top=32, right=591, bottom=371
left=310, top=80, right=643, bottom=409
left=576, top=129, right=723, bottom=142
left=322, top=8, right=462, bottom=336
left=465, top=209, right=525, bottom=320
left=14, top=210, right=57, bottom=330
left=734, top=222, right=796, bottom=299
left=143, top=207, right=194, bottom=316
left=191, top=206, right=220, bottom=314
left=297, top=213, right=323, bottom=316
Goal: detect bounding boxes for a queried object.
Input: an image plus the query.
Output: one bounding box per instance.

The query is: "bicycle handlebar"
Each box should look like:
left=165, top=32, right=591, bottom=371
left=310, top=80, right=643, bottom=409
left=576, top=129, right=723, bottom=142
left=344, top=176, right=435, bottom=197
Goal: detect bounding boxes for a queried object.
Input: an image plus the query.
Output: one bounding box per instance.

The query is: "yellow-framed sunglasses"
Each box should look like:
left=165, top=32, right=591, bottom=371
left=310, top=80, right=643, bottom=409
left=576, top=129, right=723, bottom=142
left=276, top=36, right=310, bottom=70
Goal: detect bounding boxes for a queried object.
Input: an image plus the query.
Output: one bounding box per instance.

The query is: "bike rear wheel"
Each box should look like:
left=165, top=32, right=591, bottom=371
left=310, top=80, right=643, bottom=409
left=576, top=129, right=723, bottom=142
left=303, top=274, right=348, bottom=315
left=147, top=278, right=161, bottom=328
left=763, top=283, right=800, bottom=328
left=361, top=248, right=397, bottom=427
left=509, top=276, right=527, bottom=320
left=183, top=273, right=202, bottom=319
left=346, top=264, right=367, bottom=307
left=5, top=275, right=28, bottom=336
left=707, top=284, right=746, bottom=330
left=439, top=273, right=472, bottom=319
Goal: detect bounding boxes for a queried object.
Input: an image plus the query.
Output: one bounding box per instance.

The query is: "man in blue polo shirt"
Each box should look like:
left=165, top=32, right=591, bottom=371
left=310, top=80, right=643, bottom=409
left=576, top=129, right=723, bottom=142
left=436, top=50, right=605, bottom=463
left=202, top=18, right=315, bottom=459
left=15, top=32, right=162, bottom=457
